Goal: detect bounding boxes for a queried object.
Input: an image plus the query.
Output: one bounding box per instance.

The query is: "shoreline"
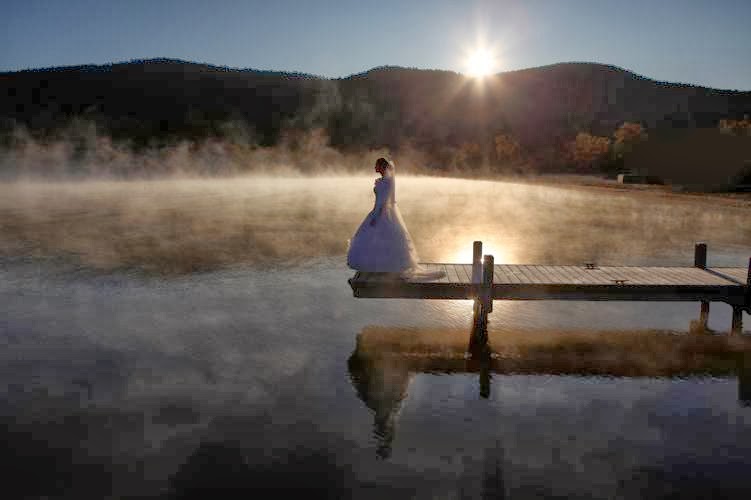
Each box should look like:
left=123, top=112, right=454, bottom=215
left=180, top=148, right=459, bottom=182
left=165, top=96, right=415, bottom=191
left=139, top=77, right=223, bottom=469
left=418, top=171, right=751, bottom=209
left=2, top=171, right=750, bottom=208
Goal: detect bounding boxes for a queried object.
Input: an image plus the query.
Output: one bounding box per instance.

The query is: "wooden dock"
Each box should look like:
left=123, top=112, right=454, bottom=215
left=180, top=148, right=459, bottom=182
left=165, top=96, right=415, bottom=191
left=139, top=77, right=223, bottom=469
left=349, top=242, right=751, bottom=334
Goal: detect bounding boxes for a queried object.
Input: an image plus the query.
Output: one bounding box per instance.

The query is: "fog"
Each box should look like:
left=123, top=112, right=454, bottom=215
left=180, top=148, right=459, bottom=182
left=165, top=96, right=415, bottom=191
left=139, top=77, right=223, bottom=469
left=1, top=175, right=749, bottom=274
left=0, top=123, right=434, bottom=179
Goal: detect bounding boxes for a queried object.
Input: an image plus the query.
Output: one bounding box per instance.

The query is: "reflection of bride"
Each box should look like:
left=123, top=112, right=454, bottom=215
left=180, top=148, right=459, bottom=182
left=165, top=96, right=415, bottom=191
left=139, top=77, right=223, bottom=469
left=347, top=158, right=441, bottom=278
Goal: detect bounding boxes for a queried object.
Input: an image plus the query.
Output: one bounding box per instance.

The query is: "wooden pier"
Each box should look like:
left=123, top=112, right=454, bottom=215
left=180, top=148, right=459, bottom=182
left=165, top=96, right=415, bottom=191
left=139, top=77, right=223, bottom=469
left=349, top=242, right=751, bottom=335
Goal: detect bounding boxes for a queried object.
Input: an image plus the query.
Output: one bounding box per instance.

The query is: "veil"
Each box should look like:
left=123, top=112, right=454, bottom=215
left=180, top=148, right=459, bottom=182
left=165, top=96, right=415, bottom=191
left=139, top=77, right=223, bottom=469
left=350, top=157, right=446, bottom=281
left=401, top=265, right=446, bottom=281
left=387, top=165, right=446, bottom=281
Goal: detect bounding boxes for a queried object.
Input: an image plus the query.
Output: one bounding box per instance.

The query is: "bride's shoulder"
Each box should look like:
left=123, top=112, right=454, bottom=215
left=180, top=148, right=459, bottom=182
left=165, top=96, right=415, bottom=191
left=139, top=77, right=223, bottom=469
left=374, top=176, right=394, bottom=187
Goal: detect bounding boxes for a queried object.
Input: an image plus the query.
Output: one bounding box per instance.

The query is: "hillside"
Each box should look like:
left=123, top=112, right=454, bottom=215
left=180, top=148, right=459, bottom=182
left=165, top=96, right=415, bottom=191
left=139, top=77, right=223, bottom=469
left=1, top=59, right=750, bottom=180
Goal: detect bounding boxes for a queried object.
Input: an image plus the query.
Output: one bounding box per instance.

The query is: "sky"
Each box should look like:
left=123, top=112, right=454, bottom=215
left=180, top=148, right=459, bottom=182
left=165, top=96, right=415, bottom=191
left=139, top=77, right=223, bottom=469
left=1, top=0, right=750, bottom=90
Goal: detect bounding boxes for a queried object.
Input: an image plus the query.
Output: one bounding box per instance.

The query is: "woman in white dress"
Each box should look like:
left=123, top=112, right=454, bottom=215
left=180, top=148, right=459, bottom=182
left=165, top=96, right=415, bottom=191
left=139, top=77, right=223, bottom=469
left=347, top=158, right=441, bottom=279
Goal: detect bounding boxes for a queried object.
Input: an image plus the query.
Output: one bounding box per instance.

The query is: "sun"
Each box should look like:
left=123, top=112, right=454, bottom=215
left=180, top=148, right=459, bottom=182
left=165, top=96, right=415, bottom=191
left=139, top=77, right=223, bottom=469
left=451, top=240, right=512, bottom=265
left=464, top=47, right=498, bottom=78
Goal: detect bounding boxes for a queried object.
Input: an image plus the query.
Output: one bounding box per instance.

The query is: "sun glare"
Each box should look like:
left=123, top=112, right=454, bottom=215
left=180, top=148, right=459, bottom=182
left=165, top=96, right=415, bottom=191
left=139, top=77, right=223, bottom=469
left=452, top=241, right=512, bottom=266
left=465, top=47, right=497, bottom=78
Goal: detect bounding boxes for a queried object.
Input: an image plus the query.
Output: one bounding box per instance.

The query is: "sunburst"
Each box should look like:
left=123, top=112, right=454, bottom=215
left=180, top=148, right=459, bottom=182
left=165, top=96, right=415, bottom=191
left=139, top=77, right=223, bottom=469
left=464, top=47, right=498, bottom=78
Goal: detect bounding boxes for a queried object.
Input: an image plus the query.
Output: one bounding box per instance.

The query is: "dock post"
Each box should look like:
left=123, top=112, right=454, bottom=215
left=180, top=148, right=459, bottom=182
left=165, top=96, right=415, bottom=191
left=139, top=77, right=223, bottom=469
left=731, top=256, right=749, bottom=335
left=472, top=241, right=483, bottom=284
left=471, top=241, right=483, bottom=336
left=731, top=307, right=743, bottom=335
left=694, top=243, right=710, bottom=330
left=483, top=254, right=494, bottom=317
left=470, top=254, right=494, bottom=356
left=698, top=301, right=710, bottom=331
left=694, top=243, right=707, bottom=269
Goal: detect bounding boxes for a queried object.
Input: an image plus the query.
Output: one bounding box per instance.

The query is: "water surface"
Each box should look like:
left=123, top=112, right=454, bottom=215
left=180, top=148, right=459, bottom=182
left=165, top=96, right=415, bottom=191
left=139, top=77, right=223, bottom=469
left=1, top=176, right=750, bottom=498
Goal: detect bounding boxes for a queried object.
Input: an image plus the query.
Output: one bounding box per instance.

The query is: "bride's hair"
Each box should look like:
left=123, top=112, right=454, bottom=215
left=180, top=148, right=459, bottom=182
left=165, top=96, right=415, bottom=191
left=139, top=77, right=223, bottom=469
left=376, top=157, right=394, bottom=171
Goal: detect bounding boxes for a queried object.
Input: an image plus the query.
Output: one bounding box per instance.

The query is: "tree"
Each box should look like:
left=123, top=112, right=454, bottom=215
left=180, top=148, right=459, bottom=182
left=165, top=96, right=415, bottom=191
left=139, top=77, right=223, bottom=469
left=719, top=116, right=751, bottom=136
left=569, top=132, right=611, bottom=171
left=612, top=122, right=646, bottom=159
left=614, top=122, right=646, bottom=145
left=494, top=133, right=521, bottom=163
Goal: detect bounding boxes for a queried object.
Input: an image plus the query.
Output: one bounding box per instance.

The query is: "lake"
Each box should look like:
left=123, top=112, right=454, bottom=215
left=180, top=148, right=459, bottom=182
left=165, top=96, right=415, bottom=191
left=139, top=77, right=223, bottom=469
left=1, top=176, right=750, bottom=498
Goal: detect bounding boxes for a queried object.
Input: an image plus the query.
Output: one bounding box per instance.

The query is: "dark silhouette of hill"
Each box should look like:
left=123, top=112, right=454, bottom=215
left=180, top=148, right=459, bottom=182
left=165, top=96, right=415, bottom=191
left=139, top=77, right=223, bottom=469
left=1, top=58, right=749, bottom=176
left=0, top=58, right=325, bottom=146
left=337, top=63, right=750, bottom=150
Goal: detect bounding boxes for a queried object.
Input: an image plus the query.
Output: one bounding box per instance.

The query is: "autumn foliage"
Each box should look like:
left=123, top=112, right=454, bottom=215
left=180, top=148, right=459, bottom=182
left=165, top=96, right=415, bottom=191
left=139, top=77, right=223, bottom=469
left=494, top=134, right=522, bottom=163
left=719, top=117, right=751, bottom=135
left=568, top=132, right=611, bottom=171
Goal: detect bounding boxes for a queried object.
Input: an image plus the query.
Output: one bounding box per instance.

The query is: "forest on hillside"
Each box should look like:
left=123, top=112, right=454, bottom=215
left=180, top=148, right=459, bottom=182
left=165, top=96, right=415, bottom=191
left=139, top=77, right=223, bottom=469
left=1, top=59, right=750, bottom=186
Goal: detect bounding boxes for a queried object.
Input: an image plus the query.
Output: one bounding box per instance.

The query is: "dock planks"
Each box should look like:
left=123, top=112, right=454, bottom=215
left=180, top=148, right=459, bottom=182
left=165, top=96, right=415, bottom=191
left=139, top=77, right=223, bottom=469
left=349, top=263, right=750, bottom=308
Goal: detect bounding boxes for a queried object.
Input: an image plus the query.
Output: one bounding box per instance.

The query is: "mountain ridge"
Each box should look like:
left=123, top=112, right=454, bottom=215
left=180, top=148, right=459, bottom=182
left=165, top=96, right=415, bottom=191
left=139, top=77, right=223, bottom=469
left=1, top=58, right=749, bottom=182
left=4, top=58, right=749, bottom=93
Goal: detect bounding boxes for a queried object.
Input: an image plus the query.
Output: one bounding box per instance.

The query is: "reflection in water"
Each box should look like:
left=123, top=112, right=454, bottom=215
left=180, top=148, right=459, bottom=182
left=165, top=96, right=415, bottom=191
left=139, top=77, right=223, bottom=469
left=349, top=326, right=751, bottom=458
left=481, top=441, right=507, bottom=500
left=348, top=343, right=411, bottom=459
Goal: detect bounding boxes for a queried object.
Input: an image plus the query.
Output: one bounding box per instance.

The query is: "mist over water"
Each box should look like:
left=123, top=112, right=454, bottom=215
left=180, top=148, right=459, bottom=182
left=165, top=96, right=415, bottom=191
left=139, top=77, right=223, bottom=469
left=1, top=176, right=749, bottom=272
left=2, top=175, right=751, bottom=498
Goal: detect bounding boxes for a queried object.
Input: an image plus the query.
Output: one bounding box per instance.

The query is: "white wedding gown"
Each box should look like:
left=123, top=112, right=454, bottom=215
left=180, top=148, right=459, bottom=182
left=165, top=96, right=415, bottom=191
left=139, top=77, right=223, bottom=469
left=347, top=172, right=443, bottom=279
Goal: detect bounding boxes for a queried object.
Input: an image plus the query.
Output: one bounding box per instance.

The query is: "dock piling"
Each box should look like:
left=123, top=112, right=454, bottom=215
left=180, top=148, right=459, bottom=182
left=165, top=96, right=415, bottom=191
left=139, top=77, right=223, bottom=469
left=732, top=256, right=751, bottom=335
left=483, top=254, right=494, bottom=314
left=695, top=243, right=710, bottom=330
left=698, top=301, right=710, bottom=331
left=470, top=251, right=494, bottom=356
left=472, top=241, right=483, bottom=283
left=694, top=243, right=707, bottom=269
left=732, top=307, right=743, bottom=335
left=471, top=241, right=483, bottom=347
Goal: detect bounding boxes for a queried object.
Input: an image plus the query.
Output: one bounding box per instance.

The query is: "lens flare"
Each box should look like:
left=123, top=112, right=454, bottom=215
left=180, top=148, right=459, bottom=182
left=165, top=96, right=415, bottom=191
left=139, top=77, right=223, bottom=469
left=451, top=241, right=512, bottom=265
left=464, top=47, right=498, bottom=78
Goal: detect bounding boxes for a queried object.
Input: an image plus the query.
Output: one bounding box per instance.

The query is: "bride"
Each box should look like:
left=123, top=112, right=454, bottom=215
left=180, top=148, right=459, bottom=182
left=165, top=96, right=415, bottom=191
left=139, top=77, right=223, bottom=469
left=347, top=157, right=443, bottom=279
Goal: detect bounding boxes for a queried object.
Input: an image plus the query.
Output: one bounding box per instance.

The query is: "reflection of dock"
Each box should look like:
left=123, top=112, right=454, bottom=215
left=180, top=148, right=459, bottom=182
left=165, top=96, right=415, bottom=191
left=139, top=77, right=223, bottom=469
left=349, top=242, right=750, bottom=334
left=348, top=326, right=751, bottom=457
